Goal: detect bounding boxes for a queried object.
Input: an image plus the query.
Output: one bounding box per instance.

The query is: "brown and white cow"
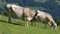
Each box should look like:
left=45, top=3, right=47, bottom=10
left=35, top=10, right=57, bottom=29
left=5, top=4, right=37, bottom=27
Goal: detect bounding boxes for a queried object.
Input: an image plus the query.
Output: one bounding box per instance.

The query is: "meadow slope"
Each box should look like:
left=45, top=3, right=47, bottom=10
left=0, top=15, right=60, bottom=34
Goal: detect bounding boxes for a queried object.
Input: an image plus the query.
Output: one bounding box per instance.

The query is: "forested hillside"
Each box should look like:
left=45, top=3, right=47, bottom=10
left=0, top=0, right=60, bottom=20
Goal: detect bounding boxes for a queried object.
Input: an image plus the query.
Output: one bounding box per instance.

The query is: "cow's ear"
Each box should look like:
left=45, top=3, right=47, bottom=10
left=35, top=10, right=37, bottom=12
left=35, top=10, right=38, bottom=14
left=37, top=10, right=39, bottom=13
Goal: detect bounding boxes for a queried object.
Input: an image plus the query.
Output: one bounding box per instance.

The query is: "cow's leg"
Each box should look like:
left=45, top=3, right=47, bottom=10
left=8, top=17, right=12, bottom=23
left=26, top=20, right=29, bottom=27
left=44, top=20, right=48, bottom=29
left=24, top=18, right=26, bottom=27
left=34, top=22, right=36, bottom=26
left=31, top=21, right=36, bottom=26
left=31, top=20, right=34, bottom=26
left=31, top=22, right=34, bottom=26
left=31, top=18, right=37, bottom=26
left=31, top=20, right=36, bottom=26
left=44, top=22, right=47, bottom=29
left=24, top=18, right=29, bottom=27
left=8, top=10, right=12, bottom=23
left=44, top=17, right=49, bottom=29
left=33, top=19, right=37, bottom=26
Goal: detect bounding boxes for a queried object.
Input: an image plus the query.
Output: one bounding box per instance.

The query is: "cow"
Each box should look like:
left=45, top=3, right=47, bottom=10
left=35, top=10, right=57, bottom=29
left=5, top=4, right=37, bottom=27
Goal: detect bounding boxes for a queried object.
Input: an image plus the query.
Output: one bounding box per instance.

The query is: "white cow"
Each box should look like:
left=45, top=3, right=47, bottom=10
left=35, top=10, right=57, bottom=29
left=5, top=4, right=37, bottom=27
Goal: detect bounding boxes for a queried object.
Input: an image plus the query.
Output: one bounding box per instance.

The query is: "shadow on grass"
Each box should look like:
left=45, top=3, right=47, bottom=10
left=0, top=20, right=24, bottom=26
left=0, top=20, right=7, bottom=23
left=12, top=22, right=24, bottom=26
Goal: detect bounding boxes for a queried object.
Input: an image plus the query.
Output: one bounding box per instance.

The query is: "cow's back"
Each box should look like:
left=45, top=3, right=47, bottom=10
left=24, top=8, right=36, bottom=17
left=11, top=5, right=24, bottom=18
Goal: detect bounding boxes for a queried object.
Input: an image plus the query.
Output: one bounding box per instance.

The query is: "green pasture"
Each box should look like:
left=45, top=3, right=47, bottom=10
left=0, top=15, right=60, bottom=34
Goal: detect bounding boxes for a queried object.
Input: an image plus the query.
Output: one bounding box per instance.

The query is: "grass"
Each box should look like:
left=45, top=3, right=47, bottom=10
left=0, top=15, right=60, bottom=34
